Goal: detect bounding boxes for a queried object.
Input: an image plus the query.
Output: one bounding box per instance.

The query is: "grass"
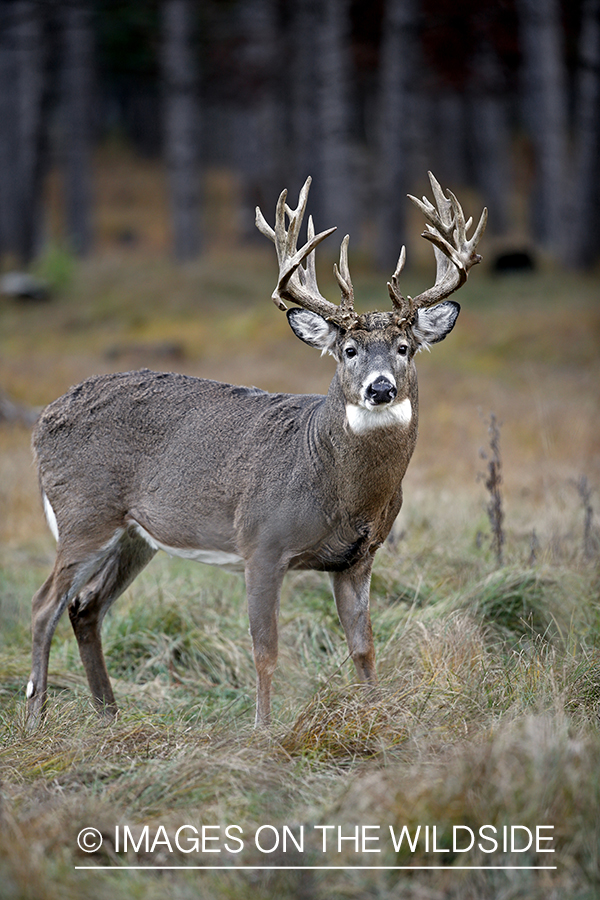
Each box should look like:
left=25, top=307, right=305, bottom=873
left=1, top=159, right=600, bottom=898
left=1, top=546, right=599, bottom=897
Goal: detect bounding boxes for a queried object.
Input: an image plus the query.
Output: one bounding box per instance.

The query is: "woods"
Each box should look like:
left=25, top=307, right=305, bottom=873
left=0, top=0, right=598, bottom=268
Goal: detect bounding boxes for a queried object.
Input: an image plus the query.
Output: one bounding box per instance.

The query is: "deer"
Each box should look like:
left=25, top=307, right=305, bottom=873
left=26, top=173, right=486, bottom=729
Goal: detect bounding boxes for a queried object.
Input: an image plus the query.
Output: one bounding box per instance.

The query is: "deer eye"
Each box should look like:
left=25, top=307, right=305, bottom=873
left=344, top=346, right=357, bottom=359
left=397, top=344, right=409, bottom=356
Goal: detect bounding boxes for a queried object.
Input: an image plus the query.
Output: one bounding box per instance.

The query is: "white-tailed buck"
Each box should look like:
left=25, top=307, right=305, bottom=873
left=27, top=173, right=486, bottom=728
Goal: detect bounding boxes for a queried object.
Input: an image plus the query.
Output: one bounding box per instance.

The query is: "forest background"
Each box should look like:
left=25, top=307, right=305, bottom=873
left=0, top=0, right=599, bottom=269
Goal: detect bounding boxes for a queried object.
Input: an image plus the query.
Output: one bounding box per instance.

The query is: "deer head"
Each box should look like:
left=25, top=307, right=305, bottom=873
left=256, top=173, right=487, bottom=429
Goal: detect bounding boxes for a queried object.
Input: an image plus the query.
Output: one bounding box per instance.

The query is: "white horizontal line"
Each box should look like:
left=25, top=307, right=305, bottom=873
left=75, top=865, right=558, bottom=871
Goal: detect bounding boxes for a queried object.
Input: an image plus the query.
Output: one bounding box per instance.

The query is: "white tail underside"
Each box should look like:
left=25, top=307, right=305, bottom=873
left=42, top=492, right=59, bottom=542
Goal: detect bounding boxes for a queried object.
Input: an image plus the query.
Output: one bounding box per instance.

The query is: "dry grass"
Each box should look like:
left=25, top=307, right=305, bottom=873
left=1, top=157, right=599, bottom=897
left=2, top=549, right=599, bottom=898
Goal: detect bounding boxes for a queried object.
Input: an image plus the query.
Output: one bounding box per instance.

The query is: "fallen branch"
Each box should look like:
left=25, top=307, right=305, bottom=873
left=0, top=390, right=39, bottom=427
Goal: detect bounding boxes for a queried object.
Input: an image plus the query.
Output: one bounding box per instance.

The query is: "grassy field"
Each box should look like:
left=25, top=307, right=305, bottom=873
left=1, top=168, right=599, bottom=898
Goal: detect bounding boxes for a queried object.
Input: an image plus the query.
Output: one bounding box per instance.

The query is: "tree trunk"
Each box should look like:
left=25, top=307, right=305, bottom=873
left=288, top=0, right=320, bottom=209
left=435, top=91, right=470, bottom=187
left=0, top=1, right=21, bottom=263
left=469, top=41, right=511, bottom=237
left=376, top=0, right=418, bottom=269
left=567, top=0, right=600, bottom=267
left=517, top=0, right=568, bottom=258
left=235, top=0, right=283, bottom=239
left=316, top=0, right=356, bottom=242
left=161, top=0, right=201, bottom=261
left=61, top=2, right=93, bottom=257
left=0, top=1, right=48, bottom=264
left=286, top=0, right=355, bottom=245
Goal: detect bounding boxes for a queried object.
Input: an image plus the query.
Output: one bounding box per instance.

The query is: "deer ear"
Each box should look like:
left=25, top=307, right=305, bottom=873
left=287, top=308, right=339, bottom=356
left=413, top=300, right=460, bottom=347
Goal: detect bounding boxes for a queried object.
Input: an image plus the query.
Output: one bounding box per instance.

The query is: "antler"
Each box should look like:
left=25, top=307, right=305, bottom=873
left=255, top=177, right=360, bottom=327
left=258, top=173, right=486, bottom=330
left=388, top=172, right=488, bottom=321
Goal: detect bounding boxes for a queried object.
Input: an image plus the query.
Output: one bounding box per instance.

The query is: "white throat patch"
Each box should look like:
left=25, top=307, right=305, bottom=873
left=346, top=397, right=412, bottom=434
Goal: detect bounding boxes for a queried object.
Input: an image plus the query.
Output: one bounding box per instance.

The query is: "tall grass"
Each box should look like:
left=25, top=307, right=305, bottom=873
left=1, top=539, right=599, bottom=899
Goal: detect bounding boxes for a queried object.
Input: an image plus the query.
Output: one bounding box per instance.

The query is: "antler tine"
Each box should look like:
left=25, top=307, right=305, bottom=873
left=333, top=235, right=355, bottom=313
left=394, top=244, right=407, bottom=278
left=303, top=214, right=316, bottom=277
left=387, top=245, right=412, bottom=317
left=256, top=177, right=360, bottom=326
left=302, top=214, right=322, bottom=297
left=427, top=171, right=453, bottom=231
left=406, top=171, right=488, bottom=311
left=284, top=175, right=311, bottom=262
left=256, top=178, right=337, bottom=315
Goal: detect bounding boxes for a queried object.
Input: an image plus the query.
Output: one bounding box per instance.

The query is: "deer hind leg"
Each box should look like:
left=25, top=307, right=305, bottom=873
left=27, top=562, right=75, bottom=728
left=245, top=554, right=286, bottom=729
left=332, top=556, right=377, bottom=686
left=27, top=528, right=155, bottom=728
left=67, top=528, right=156, bottom=719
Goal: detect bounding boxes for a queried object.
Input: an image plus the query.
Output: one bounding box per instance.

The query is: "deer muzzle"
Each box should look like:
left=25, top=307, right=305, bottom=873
left=365, top=376, right=397, bottom=406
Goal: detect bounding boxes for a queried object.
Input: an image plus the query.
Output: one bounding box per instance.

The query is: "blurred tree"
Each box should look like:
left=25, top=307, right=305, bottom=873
left=234, top=0, right=283, bottom=238
left=468, top=36, right=511, bottom=237
left=61, top=2, right=94, bottom=256
left=161, top=0, right=201, bottom=260
left=283, top=0, right=357, bottom=244
left=0, top=2, right=20, bottom=263
left=0, top=1, right=51, bottom=265
left=316, top=0, right=357, bottom=241
left=0, top=0, right=595, bottom=268
left=376, top=0, right=418, bottom=269
left=567, top=0, right=600, bottom=267
left=517, top=0, right=568, bottom=258
left=421, top=0, right=473, bottom=188
left=287, top=0, right=320, bottom=208
left=95, top=0, right=161, bottom=155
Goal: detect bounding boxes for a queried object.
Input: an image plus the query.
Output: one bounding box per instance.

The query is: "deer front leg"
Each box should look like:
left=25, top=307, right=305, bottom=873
left=244, top=553, right=286, bottom=729
left=332, top=555, right=377, bottom=686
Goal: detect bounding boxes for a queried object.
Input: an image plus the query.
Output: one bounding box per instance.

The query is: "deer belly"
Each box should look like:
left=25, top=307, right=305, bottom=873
left=130, top=520, right=245, bottom=572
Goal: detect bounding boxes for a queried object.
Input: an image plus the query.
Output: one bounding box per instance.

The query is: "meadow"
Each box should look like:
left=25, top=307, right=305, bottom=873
left=1, top=162, right=599, bottom=899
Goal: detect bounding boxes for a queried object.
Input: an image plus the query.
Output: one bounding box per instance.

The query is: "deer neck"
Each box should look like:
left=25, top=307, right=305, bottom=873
left=311, top=370, right=419, bottom=513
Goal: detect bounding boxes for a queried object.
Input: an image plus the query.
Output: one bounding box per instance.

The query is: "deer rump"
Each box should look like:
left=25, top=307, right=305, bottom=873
left=34, top=368, right=397, bottom=575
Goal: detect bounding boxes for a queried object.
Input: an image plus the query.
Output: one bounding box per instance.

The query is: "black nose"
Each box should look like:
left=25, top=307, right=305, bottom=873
left=366, top=376, right=397, bottom=405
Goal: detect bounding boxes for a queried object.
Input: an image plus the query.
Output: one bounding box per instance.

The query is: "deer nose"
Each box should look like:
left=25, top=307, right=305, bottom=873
left=365, top=376, right=397, bottom=406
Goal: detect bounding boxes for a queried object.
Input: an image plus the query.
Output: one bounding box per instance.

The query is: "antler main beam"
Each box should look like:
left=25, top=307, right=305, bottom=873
left=256, top=177, right=359, bottom=327
left=387, top=173, right=487, bottom=321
